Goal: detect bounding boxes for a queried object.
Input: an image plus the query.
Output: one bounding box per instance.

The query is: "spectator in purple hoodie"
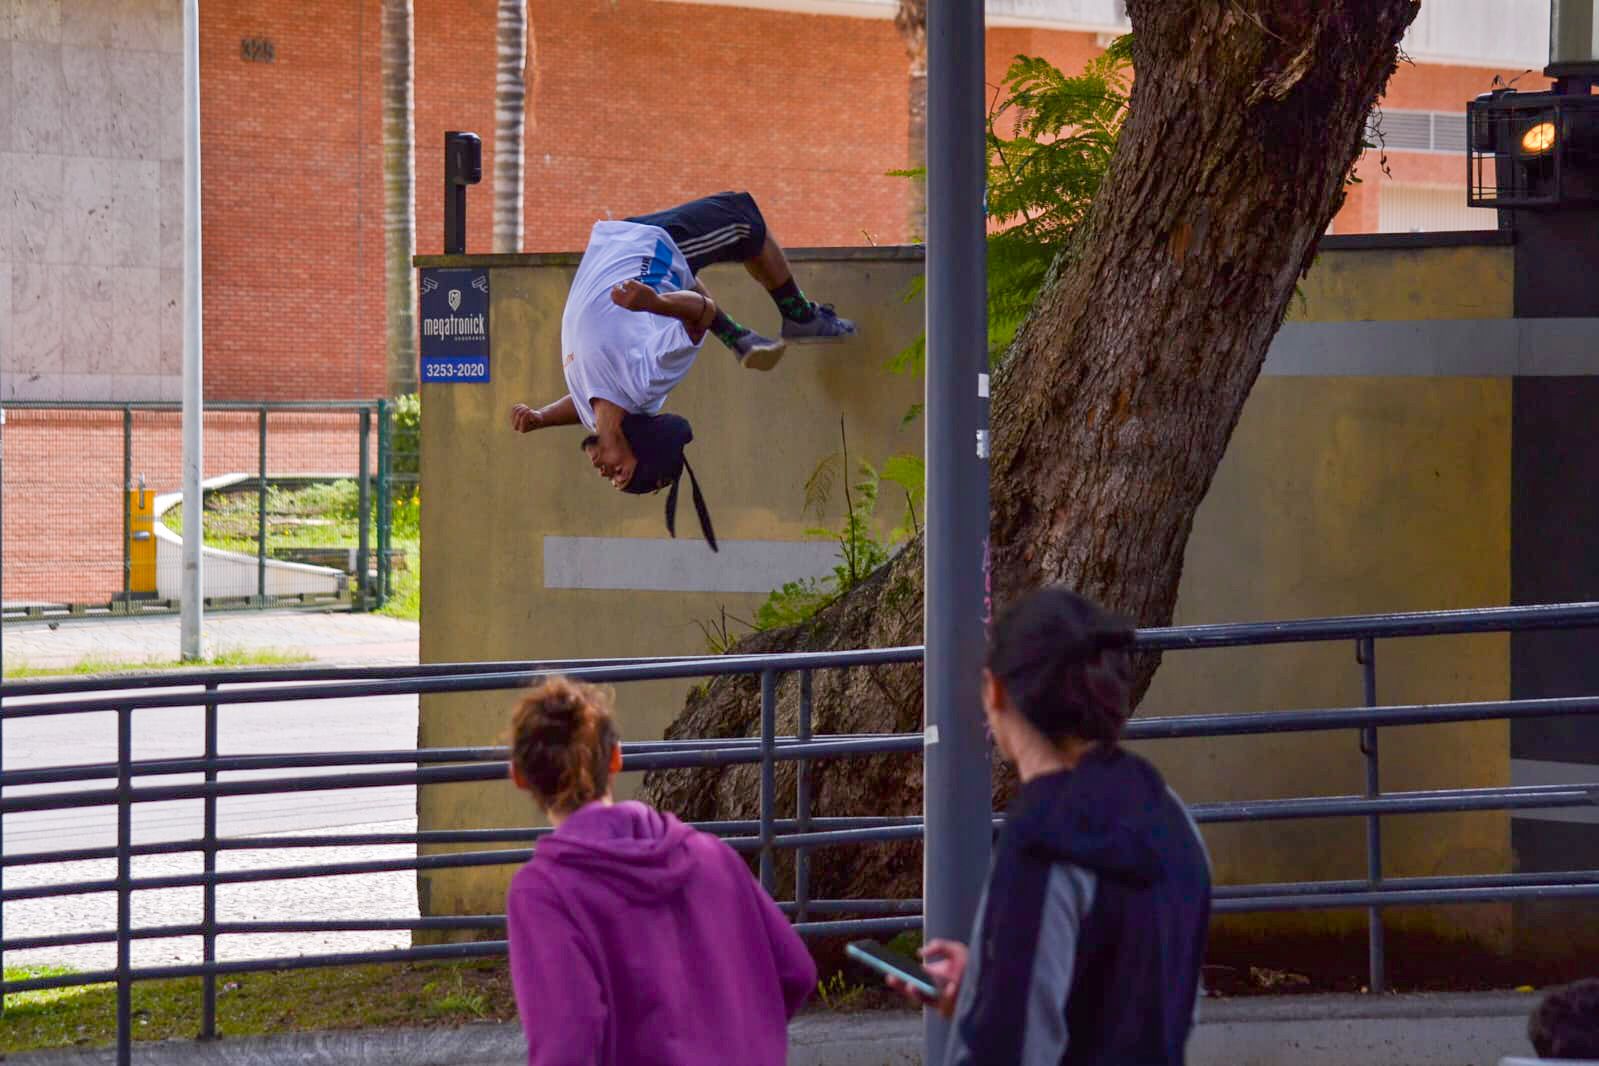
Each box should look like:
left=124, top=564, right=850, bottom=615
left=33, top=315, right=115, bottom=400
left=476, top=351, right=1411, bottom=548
left=505, top=676, right=817, bottom=1066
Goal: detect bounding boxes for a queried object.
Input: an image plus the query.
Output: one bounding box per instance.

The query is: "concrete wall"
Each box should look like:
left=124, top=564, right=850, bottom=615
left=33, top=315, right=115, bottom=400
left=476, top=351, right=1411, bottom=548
left=415, top=248, right=924, bottom=922
left=1141, top=238, right=1517, bottom=952
left=1, top=0, right=182, bottom=402
left=418, top=236, right=1541, bottom=955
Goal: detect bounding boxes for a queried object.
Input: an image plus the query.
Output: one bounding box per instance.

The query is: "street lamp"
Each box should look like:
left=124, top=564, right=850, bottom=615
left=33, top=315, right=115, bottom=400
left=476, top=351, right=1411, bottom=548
left=1467, top=0, right=1599, bottom=208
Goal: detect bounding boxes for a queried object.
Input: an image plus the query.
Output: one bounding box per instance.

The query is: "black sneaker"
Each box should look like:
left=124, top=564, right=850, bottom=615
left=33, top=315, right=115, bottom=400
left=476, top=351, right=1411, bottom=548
left=780, top=303, right=856, bottom=342
left=733, top=330, right=787, bottom=371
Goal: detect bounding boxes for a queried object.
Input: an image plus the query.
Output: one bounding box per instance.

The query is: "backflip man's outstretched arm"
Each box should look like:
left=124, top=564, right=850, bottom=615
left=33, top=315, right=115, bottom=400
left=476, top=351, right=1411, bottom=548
left=509, top=395, right=580, bottom=433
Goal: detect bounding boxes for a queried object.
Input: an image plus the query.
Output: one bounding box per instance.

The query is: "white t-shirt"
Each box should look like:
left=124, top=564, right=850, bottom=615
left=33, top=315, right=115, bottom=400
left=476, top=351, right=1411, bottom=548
left=561, top=220, right=703, bottom=431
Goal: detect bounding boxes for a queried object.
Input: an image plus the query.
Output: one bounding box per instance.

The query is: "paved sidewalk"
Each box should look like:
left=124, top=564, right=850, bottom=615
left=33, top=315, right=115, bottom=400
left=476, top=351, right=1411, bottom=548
left=2, top=610, right=419, bottom=670
left=5, top=992, right=1547, bottom=1066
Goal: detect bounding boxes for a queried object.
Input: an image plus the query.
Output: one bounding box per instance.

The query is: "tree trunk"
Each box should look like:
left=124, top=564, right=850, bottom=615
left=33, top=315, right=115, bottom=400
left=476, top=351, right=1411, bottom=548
left=493, top=0, right=529, bottom=254
left=642, top=0, right=1419, bottom=909
left=382, top=0, right=418, bottom=396
left=897, top=0, right=927, bottom=240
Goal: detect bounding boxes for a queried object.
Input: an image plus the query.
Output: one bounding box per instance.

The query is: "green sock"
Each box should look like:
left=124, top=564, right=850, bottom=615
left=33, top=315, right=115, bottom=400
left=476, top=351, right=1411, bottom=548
left=770, top=277, right=815, bottom=323
left=711, top=310, right=750, bottom=351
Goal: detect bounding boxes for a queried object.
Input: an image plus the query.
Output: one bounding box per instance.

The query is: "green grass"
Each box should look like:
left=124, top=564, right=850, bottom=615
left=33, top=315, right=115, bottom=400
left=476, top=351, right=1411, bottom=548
left=3, top=648, right=313, bottom=679
left=377, top=545, right=421, bottom=622
left=0, top=959, right=517, bottom=1055
left=164, top=481, right=421, bottom=622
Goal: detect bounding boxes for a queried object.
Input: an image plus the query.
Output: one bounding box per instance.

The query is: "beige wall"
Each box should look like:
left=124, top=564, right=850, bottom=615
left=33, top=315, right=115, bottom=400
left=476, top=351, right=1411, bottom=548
left=419, top=242, right=1518, bottom=952
left=1, top=0, right=182, bottom=402
left=417, top=249, right=925, bottom=922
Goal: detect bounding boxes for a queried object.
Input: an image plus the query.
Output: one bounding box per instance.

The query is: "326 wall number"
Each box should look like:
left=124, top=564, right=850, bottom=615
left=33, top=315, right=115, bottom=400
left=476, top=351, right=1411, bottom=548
left=241, top=37, right=275, bottom=63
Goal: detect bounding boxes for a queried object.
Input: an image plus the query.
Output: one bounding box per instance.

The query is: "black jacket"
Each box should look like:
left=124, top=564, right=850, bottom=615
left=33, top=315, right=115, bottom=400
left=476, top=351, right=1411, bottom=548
left=948, top=747, right=1212, bottom=1066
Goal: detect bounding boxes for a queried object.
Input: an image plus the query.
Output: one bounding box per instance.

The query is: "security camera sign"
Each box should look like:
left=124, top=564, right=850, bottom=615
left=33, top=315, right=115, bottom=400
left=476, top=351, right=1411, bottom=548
left=419, top=267, right=490, bottom=383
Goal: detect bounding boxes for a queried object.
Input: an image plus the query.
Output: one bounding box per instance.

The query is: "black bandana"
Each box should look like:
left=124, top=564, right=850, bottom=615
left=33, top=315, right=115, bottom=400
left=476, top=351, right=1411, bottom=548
left=613, top=413, right=718, bottom=552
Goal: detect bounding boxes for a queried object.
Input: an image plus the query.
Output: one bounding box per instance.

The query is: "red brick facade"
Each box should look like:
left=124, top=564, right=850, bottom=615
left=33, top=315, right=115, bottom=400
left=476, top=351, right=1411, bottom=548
left=192, top=3, right=1536, bottom=401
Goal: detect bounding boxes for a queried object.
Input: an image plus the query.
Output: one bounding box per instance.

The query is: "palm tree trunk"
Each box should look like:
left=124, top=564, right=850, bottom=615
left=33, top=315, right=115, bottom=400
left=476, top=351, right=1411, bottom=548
left=896, top=0, right=928, bottom=241
left=382, top=0, right=417, bottom=396
left=493, top=0, right=529, bottom=254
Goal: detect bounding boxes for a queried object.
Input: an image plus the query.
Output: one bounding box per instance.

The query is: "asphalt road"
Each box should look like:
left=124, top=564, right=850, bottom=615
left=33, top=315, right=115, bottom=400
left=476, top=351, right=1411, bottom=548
left=2, top=684, right=423, bottom=970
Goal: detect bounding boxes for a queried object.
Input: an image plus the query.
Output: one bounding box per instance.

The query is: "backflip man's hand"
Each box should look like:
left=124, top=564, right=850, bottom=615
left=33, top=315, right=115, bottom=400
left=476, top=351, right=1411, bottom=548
left=611, top=279, right=660, bottom=313
left=509, top=404, right=542, bottom=433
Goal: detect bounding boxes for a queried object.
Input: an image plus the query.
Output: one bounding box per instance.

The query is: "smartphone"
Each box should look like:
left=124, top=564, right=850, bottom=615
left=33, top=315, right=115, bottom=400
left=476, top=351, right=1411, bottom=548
left=845, top=939, right=939, bottom=1001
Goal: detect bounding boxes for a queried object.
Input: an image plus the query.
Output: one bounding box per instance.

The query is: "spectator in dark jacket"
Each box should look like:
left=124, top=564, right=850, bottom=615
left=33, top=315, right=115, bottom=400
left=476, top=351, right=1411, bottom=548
left=1529, top=978, right=1599, bottom=1060
left=889, top=586, right=1212, bottom=1066
left=504, top=676, right=816, bottom=1066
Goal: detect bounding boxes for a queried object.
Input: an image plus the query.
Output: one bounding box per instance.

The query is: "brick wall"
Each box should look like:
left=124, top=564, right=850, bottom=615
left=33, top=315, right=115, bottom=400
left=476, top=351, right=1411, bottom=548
left=195, top=0, right=1114, bottom=400
left=192, top=2, right=1542, bottom=400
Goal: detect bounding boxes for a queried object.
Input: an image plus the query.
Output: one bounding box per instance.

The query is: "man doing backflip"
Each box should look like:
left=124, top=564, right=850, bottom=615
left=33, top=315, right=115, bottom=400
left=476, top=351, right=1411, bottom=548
left=508, top=192, right=854, bottom=548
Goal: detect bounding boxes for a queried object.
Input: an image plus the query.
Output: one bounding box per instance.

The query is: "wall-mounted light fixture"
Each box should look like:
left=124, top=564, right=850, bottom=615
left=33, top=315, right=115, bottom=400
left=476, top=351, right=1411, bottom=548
left=1467, top=0, right=1599, bottom=208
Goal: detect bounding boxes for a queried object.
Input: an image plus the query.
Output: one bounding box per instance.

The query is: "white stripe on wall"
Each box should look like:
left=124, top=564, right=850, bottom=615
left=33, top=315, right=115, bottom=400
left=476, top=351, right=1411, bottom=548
left=543, top=536, right=843, bottom=593
left=1510, top=758, right=1599, bottom=825
left=1262, top=318, right=1599, bottom=377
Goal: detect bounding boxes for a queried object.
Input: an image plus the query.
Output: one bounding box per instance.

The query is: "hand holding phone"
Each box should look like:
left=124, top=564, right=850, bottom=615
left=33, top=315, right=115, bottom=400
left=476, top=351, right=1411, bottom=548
left=847, top=938, right=968, bottom=1018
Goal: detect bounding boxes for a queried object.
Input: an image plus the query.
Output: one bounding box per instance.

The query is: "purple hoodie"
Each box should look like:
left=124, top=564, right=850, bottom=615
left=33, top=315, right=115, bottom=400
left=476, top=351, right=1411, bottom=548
left=506, top=801, right=817, bottom=1066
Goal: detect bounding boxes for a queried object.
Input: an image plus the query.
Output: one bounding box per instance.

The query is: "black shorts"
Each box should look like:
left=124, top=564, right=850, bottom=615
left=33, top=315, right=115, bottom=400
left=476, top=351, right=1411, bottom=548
left=626, top=191, right=769, bottom=274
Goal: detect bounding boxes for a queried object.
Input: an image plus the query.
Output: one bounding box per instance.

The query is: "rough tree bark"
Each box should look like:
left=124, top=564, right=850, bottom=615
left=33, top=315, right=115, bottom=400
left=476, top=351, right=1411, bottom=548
left=642, top=0, right=1420, bottom=909
left=896, top=0, right=928, bottom=240
left=493, top=0, right=529, bottom=254
left=381, top=0, right=418, bottom=396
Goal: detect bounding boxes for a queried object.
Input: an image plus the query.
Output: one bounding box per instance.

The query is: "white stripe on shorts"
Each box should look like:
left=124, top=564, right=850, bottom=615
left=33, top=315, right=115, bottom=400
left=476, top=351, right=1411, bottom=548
left=678, top=223, right=751, bottom=255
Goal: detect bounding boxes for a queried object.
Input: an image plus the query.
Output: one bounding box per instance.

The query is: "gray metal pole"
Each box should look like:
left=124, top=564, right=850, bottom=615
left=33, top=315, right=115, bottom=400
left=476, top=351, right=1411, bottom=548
left=922, top=0, right=991, bottom=1062
left=179, top=0, right=205, bottom=660
left=358, top=409, right=372, bottom=611
left=256, top=407, right=268, bottom=605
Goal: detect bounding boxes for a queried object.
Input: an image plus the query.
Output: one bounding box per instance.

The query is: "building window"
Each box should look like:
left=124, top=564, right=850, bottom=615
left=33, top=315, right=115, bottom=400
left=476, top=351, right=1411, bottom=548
left=1378, top=184, right=1499, bottom=232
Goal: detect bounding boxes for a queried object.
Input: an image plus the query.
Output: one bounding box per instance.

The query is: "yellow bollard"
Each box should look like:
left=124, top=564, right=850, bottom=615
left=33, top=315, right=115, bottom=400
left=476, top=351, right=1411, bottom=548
left=128, top=478, right=157, bottom=595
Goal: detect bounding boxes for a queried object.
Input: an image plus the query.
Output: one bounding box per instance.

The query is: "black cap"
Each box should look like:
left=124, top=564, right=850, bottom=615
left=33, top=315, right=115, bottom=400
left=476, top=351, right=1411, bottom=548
left=583, top=412, right=718, bottom=551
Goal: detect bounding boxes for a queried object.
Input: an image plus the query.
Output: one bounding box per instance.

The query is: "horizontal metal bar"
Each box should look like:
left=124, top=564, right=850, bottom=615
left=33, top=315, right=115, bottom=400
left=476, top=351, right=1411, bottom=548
left=0, top=915, right=511, bottom=953
left=1125, top=694, right=1599, bottom=741
left=751, top=823, right=930, bottom=849
left=1135, top=601, right=1599, bottom=651
left=0, top=940, right=508, bottom=995
left=0, top=817, right=923, bottom=870
left=1217, top=881, right=1599, bottom=912
left=778, top=899, right=924, bottom=916
left=791, top=916, right=923, bottom=938
left=1214, top=868, right=1599, bottom=900
left=2, top=923, right=202, bottom=952
left=0, top=734, right=911, bottom=788
left=1191, top=784, right=1598, bottom=823
left=0, top=740, right=928, bottom=814
left=1, top=647, right=926, bottom=719
left=0, top=967, right=119, bottom=994
left=0, top=651, right=848, bottom=700
left=0, top=846, right=534, bottom=902
left=10, top=601, right=1599, bottom=704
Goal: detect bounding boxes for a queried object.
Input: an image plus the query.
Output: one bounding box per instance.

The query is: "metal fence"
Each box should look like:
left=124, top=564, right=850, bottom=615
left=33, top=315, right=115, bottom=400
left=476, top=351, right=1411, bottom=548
left=2, top=602, right=1599, bottom=1065
left=0, top=400, right=404, bottom=621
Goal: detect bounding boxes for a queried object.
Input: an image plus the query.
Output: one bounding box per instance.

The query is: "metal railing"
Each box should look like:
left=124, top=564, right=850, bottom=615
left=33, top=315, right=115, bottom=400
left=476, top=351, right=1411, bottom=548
left=2, top=603, right=1599, bottom=1064
left=0, top=400, right=401, bottom=620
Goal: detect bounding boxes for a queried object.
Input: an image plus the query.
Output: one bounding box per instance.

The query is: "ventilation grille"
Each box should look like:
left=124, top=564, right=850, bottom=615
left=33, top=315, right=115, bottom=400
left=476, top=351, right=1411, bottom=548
left=1368, top=109, right=1468, bottom=154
